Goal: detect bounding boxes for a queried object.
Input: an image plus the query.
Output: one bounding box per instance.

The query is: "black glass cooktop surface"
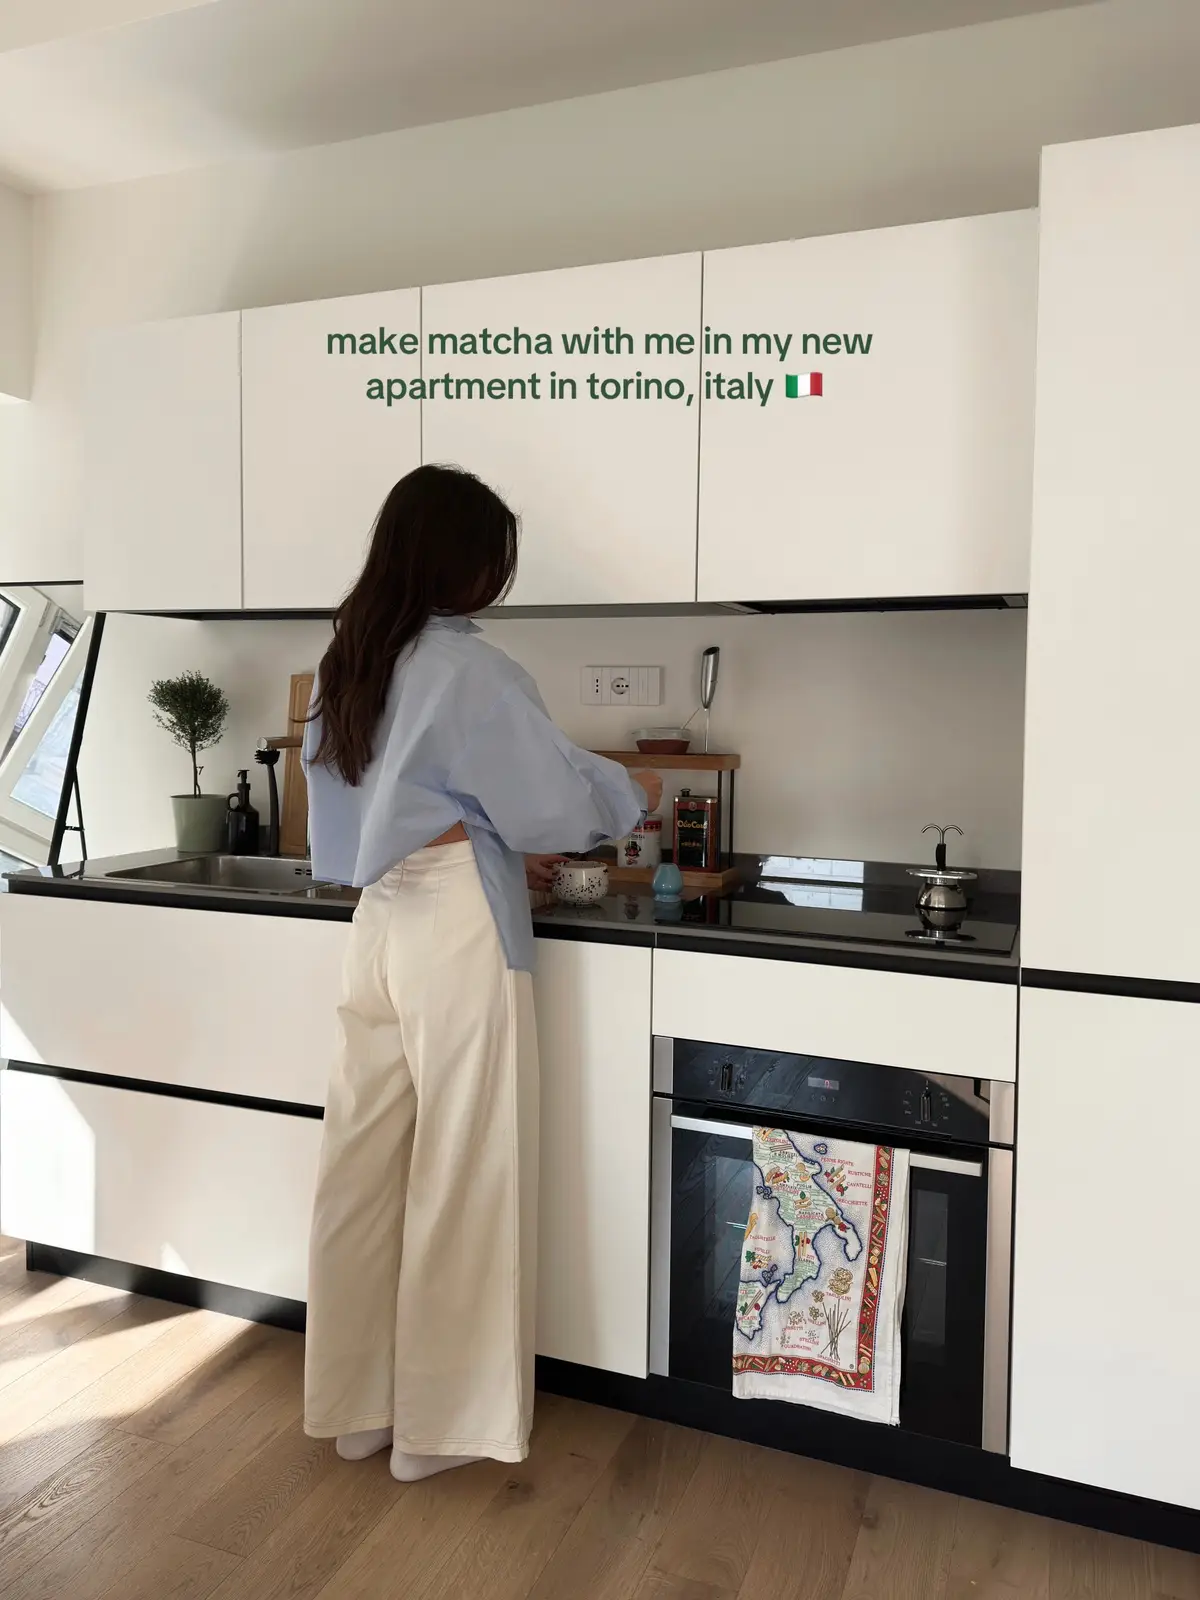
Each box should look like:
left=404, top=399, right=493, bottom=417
left=538, top=867, right=1020, bottom=958
left=659, top=882, right=1016, bottom=954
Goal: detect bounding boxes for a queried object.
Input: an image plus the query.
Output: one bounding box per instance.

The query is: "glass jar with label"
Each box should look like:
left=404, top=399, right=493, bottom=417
left=616, top=814, right=663, bottom=871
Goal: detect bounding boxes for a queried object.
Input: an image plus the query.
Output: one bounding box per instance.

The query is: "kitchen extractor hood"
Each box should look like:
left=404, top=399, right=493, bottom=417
left=120, top=594, right=1028, bottom=622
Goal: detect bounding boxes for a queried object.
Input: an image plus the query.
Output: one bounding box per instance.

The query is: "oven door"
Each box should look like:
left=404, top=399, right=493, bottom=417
left=650, top=1100, right=1010, bottom=1451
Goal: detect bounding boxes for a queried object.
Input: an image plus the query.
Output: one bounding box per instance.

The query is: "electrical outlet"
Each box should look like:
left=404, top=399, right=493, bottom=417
left=582, top=666, right=664, bottom=706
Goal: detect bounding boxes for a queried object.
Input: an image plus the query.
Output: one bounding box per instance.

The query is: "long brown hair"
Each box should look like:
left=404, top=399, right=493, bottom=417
left=311, top=464, right=518, bottom=784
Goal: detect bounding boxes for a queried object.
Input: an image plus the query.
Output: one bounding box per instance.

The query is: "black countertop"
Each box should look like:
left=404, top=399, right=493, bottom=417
left=5, top=849, right=1020, bottom=983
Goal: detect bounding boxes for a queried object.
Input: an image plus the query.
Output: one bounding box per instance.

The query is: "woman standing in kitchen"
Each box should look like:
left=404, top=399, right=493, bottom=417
left=301, top=463, right=662, bottom=1483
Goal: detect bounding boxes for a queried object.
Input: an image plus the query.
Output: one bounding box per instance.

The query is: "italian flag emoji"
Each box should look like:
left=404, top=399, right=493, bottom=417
left=785, top=373, right=823, bottom=398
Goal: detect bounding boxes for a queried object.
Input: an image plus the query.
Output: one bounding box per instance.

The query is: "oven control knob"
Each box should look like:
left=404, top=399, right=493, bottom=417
left=919, top=1086, right=933, bottom=1125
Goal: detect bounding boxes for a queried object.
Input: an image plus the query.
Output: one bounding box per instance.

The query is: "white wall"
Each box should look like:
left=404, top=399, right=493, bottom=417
left=0, top=180, right=31, bottom=402
left=76, top=607, right=1026, bottom=868
left=8, top=0, right=1200, bottom=580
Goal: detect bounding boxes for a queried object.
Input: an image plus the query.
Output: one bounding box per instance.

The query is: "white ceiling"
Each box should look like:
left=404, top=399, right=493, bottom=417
left=0, top=0, right=1096, bottom=192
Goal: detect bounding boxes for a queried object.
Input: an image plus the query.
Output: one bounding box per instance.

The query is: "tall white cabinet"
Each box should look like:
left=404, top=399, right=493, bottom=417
left=84, top=311, right=243, bottom=612
left=1020, top=125, right=1200, bottom=986
left=1012, top=123, right=1200, bottom=1514
left=423, top=254, right=702, bottom=606
left=241, top=290, right=421, bottom=610
left=697, top=211, right=1037, bottom=603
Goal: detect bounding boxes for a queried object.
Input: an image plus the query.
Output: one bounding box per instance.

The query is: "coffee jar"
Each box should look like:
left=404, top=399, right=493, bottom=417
left=616, top=814, right=663, bottom=870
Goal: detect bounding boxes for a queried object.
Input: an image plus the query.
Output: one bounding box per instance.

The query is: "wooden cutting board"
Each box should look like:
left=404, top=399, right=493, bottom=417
left=280, top=672, right=313, bottom=857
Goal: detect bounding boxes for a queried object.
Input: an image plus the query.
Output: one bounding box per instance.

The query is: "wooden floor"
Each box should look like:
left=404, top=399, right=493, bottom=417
left=0, top=1236, right=1196, bottom=1600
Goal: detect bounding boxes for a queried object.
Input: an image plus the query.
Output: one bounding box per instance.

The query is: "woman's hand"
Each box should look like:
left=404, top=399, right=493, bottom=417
left=632, top=771, right=664, bottom=814
left=525, top=855, right=568, bottom=891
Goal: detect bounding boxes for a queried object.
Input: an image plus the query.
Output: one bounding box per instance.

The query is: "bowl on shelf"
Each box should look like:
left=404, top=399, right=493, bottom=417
left=551, top=859, right=609, bottom=907
left=632, top=726, right=692, bottom=755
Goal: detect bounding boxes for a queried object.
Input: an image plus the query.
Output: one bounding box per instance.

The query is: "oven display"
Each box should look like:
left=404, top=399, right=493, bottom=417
left=806, top=1075, right=840, bottom=1092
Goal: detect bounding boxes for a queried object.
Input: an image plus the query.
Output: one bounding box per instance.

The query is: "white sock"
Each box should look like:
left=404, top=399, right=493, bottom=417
left=336, top=1427, right=394, bottom=1461
left=389, top=1448, right=483, bottom=1483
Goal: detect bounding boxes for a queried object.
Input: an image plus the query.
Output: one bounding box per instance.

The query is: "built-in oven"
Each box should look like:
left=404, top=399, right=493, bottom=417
left=650, top=1036, right=1014, bottom=1452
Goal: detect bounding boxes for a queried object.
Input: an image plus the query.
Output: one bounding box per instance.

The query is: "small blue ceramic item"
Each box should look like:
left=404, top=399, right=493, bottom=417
left=651, top=861, right=684, bottom=899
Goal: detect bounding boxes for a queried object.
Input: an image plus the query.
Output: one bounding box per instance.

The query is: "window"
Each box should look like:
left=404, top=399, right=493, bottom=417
left=3, top=622, right=78, bottom=760
left=0, top=588, right=90, bottom=868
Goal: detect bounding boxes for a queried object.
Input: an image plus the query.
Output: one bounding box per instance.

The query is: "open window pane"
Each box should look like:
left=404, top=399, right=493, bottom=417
left=3, top=627, right=76, bottom=760
left=12, top=675, right=83, bottom=819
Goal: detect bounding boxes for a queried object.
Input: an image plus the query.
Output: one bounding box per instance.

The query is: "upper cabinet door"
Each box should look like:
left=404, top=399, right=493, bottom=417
left=85, top=312, right=242, bottom=613
left=242, top=289, right=421, bottom=610
left=697, top=212, right=1037, bottom=603
left=422, top=254, right=701, bottom=606
left=1021, top=126, right=1200, bottom=985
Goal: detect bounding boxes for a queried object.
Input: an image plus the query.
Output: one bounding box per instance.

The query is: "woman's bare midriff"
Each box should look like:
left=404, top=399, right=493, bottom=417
left=426, top=822, right=469, bottom=847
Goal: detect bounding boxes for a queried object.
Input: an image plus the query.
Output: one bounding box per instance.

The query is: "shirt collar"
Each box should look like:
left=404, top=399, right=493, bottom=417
left=427, top=614, right=481, bottom=635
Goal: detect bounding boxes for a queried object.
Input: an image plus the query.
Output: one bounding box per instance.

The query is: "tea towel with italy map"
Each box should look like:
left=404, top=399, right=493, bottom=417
left=733, top=1127, right=910, bottom=1425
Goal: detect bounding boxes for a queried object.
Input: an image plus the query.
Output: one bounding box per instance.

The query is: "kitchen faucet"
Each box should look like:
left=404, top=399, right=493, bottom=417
left=254, top=740, right=281, bottom=856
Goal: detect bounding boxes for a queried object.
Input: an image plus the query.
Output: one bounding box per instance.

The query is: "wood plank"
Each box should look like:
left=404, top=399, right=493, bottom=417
left=733, top=1450, right=867, bottom=1600
left=202, top=1449, right=399, bottom=1600
left=593, top=751, right=741, bottom=771
left=1152, top=1544, right=1200, bottom=1600
left=94, top=1535, right=240, bottom=1600
left=630, top=1572, right=736, bottom=1600
left=279, top=671, right=314, bottom=858
left=526, top=1418, right=705, bottom=1600
left=0, top=1296, right=189, bottom=1457
left=311, top=1448, right=507, bottom=1600
left=177, top=1419, right=335, bottom=1557
left=605, top=864, right=742, bottom=893
left=1047, top=1521, right=1156, bottom=1600
left=644, top=1433, right=772, bottom=1594
left=118, top=1320, right=291, bottom=1447
left=0, top=1234, right=28, bottom=1288
left=839, top=1477, right=958, bottom=1600
left=1, top=1340, right=304, bottom=1600
left=946, top=1495, right=1051, bottom=1600
left=0, top=1430, right=168, bottom=1581
left=0, top=1280, right=134, bottom=1396
left=412, top=1395, right=637, bottom=1600
left=0, top=1307, right=249, bottom=1506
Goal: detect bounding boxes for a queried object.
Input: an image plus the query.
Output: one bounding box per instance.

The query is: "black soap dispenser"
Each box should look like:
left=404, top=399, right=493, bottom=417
left=226, top=771, right=260, bottom=856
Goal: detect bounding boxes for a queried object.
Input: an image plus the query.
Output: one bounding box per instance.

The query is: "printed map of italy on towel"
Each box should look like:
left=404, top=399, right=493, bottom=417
left=733, top=1127, right=909, bottom=1425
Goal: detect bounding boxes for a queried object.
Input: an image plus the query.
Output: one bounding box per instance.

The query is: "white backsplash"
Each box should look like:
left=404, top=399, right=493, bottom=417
left=77, top=607, right=1026, bottom=869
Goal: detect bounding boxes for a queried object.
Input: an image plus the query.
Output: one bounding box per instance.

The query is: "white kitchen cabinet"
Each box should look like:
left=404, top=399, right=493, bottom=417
left=422, top=254, right=701, bottom=606
left=652, top=948, right=1017, bottom=1082
left=0, top=1068, right=322, bottom=1302
left=1011, top=986, right=1200, bottom=1508
left=697, top=211, right=1037, bottom=603
left=1021, top=125, right=1200, bottom=985
left=242, top=290, right=421, bottom=609
left=0, top=895, right=347, bottom=1107
left=532, top=937, right=653, bottom=1376
left=84, top=311, right=243, bottom=612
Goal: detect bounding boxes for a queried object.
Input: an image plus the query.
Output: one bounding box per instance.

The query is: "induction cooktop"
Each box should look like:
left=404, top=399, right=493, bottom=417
left=633, top=877, right=1018, bottom=956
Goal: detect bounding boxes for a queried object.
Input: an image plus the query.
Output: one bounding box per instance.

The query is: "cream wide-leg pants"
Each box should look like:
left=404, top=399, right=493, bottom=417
left=303, top=840, right=539, bottom=1463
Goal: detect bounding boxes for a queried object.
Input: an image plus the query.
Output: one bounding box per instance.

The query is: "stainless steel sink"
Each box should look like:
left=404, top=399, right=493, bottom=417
left=109, top=856, right=318, bottom=895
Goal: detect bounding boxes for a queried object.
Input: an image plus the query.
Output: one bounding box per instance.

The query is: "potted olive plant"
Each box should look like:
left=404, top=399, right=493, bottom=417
left=148, top=671, right=230, bottom=852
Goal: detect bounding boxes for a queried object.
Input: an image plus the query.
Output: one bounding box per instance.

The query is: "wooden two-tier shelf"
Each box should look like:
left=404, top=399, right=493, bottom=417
left=590, top=750, right=741, bottom=892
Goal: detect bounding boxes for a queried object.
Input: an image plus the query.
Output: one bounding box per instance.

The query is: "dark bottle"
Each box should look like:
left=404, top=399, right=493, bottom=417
left=226, top=770, right=260, bottom=856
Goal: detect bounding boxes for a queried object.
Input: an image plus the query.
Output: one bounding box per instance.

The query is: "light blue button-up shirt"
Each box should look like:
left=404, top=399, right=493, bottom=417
left=303, top=615, right=646, bottom=971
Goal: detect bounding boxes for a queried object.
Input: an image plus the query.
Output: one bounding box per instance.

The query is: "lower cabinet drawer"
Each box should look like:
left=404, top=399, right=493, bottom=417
left=0, top=1070, right=324, bottom=1302
left=651, top=948, right=1017, bottom=1082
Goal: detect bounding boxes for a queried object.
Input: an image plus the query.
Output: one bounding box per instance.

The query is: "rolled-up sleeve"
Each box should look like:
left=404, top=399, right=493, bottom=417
left=449, top=679, right=645, bottom=854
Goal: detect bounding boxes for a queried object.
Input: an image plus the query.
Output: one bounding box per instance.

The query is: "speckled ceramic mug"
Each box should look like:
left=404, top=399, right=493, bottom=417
left=551, top=859, right=609, bottom=907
